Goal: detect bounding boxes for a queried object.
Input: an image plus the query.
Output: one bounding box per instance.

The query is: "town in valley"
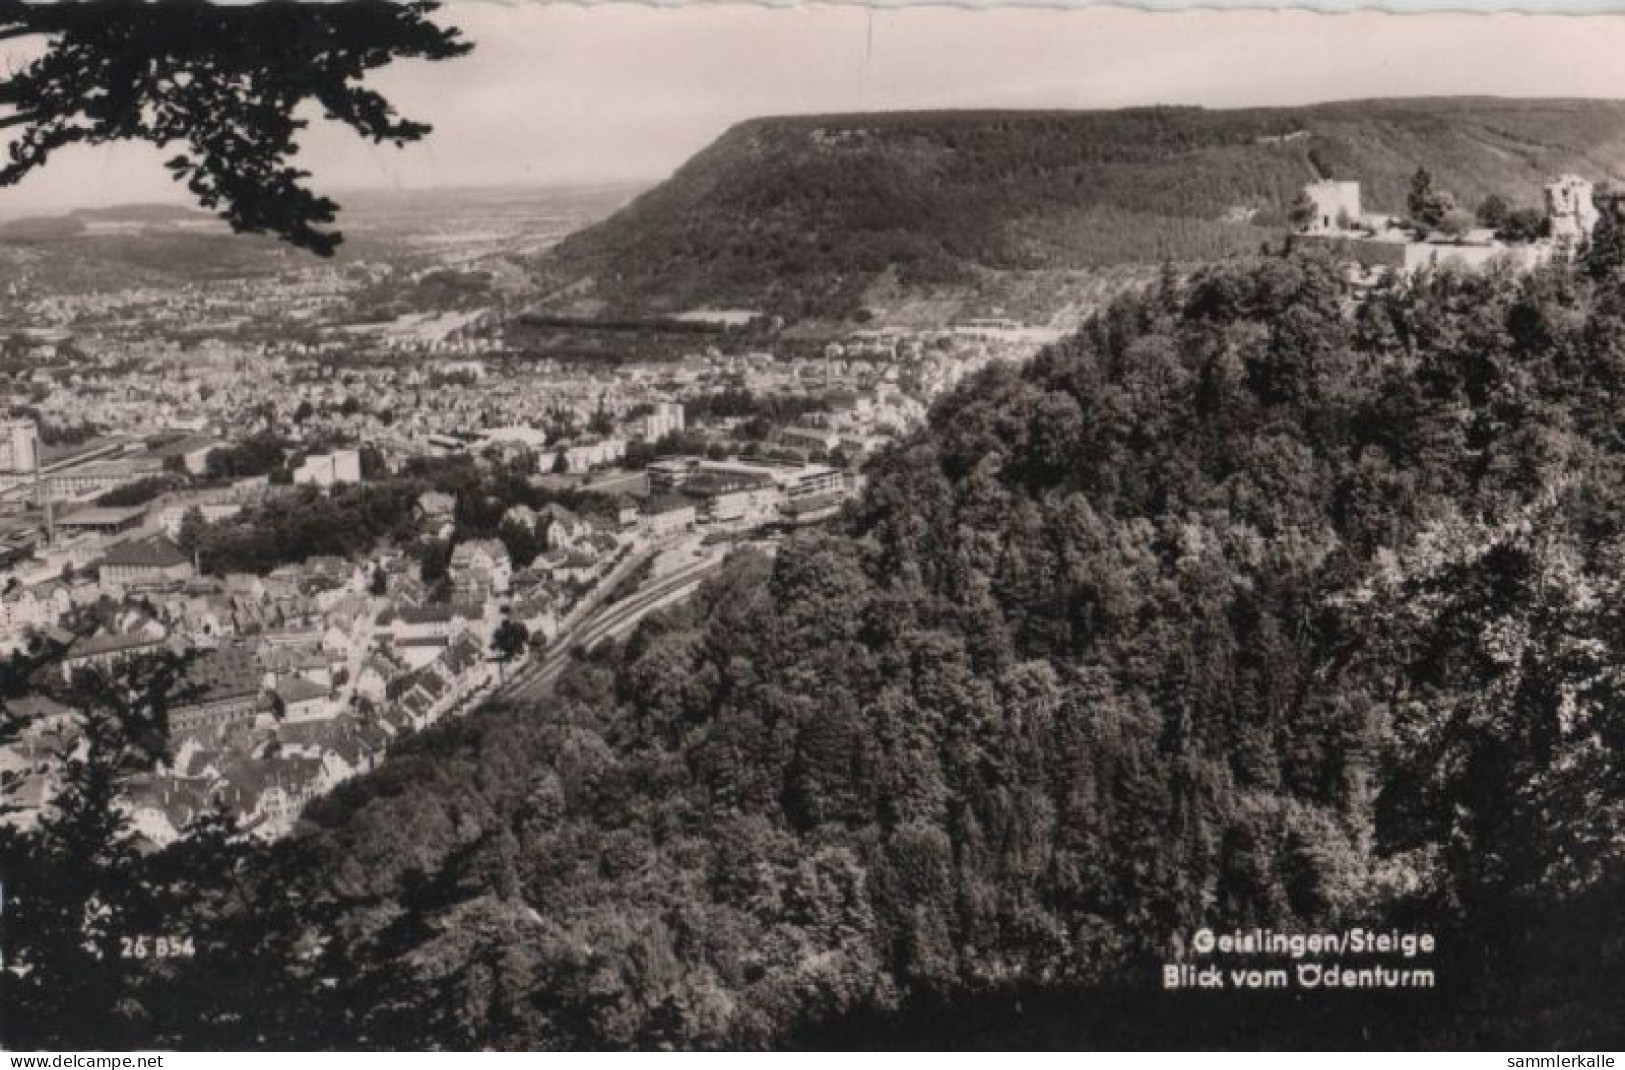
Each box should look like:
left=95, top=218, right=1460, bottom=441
left=1, top=160, right=1605, bottom=847
left=0, top=189, right=1074, bottom=844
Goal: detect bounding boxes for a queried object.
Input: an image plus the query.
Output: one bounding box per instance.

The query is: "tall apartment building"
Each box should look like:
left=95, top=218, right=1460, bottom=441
left=0, top=419, right=39, bottom=474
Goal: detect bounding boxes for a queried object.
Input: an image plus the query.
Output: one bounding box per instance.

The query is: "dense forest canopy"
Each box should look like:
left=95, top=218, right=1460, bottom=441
left=11, top=247, right=1625, bottom=1048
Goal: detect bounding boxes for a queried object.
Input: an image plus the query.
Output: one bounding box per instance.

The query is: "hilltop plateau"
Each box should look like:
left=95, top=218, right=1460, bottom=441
left=533, top=98, right=1625, bottom=324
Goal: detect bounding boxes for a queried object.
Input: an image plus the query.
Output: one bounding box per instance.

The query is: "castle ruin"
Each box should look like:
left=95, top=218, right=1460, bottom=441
left=1292, top=173, right=1597, bottom=277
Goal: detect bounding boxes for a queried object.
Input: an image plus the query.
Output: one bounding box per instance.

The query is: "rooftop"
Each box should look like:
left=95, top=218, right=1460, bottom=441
left=99, top=537, right=189, bottom=571
left=275, top=677, right=329, bottom=705
left=59, top=506, right=148, bottom=526
left=68, top=630, right=168, bottom=659
left=643, top=494, right=696, bottom=515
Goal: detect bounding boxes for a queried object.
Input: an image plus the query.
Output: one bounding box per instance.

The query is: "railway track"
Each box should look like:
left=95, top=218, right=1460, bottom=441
left=499, top=555, right=724, bottom=701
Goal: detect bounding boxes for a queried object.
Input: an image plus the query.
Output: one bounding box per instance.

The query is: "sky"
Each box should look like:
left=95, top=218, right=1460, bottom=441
left=6, top=2, right=1625, bottom=213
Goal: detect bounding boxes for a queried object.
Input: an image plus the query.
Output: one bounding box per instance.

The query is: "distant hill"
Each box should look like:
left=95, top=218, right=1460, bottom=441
left=0, top=185, right=640, bottom=295
left=535, top=97, right=1625, bottom=320
left=0, top=203, right=311, bottom=290
left=67, top=203, right=216, bottom=225
left=0, top=202, right=212, bottom=239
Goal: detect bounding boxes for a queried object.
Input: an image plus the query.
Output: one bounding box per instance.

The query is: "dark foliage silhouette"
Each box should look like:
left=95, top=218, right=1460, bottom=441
left=0, top=0, right=469, bottom=254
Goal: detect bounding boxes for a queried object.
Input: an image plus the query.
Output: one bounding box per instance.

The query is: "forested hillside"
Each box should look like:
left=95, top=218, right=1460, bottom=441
left=15, top=248, right=1625, bottom=1049
left=537, top=98, right=1625, bottom=318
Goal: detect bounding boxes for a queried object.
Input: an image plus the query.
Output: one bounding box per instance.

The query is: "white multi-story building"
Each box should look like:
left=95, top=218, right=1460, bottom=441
left=448, top=539, right=512, bottom=601
left=0, top=419, right=39, bottom=474
left=630, top=402, right=685, bottom=443
left=292, top=449, right=362, bottom=488
left=538, top=438, right=628, bottom=475
left=781, top=464, right=846, bottom=522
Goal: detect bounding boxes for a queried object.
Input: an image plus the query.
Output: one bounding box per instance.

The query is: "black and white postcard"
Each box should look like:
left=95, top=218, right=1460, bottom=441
left=1, top=0, right=1623, bottom=1053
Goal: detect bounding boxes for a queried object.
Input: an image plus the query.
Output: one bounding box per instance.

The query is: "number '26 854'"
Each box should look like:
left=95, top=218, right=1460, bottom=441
left=119, top=934, right=196, bottom=959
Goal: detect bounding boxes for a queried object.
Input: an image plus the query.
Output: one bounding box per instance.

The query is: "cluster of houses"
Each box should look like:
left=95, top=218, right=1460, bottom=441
left=0, top=487, right=656, bottom=845
left=0, top=324, right=878, bottom=851
left=4, top=556, right=499, bottom=844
